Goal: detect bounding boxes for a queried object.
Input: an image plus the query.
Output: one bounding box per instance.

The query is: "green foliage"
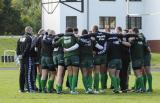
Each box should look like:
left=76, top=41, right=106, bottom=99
left=0, top=0, right=3, bottom=10
left=0, top=0, right=41, bottom=35
left=13, top=0, right=41, bottom=33
left=0, top=0, right=24, bottom=35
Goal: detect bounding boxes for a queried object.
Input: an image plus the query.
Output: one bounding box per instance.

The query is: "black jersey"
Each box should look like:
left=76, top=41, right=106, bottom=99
left=107, top=34, right=122, bottom=60
left=16, top=33, right=32, bottom=58
left=130, top=34, right=145, bottom=60
left=79, top=34, right=95, bottom=56
left=93, top=31, right=108, bottom=55
left=53, top=34, right=64, bottom=54
left=121, top=35, right=130, bottom=59
left=41, top=35, right=54, bottom=57
left=141, top=34, right=151, bottom=55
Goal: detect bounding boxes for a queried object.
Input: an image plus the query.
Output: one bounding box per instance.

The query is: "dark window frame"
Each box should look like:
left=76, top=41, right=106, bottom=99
left=129, top=0, right=141, bottom=1
left=99, top=16, right=116, bottom=29
left=127, top=16, right=142, bottom=29
left=66, top=16, right=77, bottom=28
left=99, top=0, right=116, bottom=1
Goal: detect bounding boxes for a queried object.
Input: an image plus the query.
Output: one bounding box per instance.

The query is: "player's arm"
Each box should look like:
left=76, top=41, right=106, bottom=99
left=64, top=43, right=79, bottom=52
left=64, top=36, right=79, bottom=52
left=121, top=37, right=131, bottom=47
left=16, top=39, right=20, bottom=56
left=52, top=36, right=63, bottom=48
left=42, top=35, right=52, bottom=45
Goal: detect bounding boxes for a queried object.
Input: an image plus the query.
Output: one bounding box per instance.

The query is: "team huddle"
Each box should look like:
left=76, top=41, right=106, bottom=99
left=16, top=25, right=152, bottom=94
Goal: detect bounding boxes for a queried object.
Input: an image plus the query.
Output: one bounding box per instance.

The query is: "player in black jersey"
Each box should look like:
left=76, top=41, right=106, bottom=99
left=92, top=25, right=108, bottom=93
left=40, top=30, right=56, bottom=93
left=16, top=26, right=35, bottom=93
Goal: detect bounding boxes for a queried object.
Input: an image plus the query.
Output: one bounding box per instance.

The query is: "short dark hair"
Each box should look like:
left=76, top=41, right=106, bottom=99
left=82, top=29, right=88, bottom=35
left=66, top=27, right=73, bottom=33
left=124, top=29, right=129, bottom=33
left=132, top=27, right=139, bottom=34
left=117, top=26, right=122, bottom=32
left=73, top=28, right=78, bottom=32
left=93, top=25, right=98, bottom=32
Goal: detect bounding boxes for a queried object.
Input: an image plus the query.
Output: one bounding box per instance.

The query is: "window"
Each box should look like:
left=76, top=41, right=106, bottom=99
left=61, top=0, right=81, bottom=2
left=126, top=0, right=141, bottom=1
left=129, top=0, right=141, bottom=1
left=66, top=16, right=77, bottom=28
left=99, top=16, right=116, bottom=29
left=127, top=16, right=142, bottom=29
left=99, top=0, right=116, bottom=1
left=65, top=0, right=77, bottom=1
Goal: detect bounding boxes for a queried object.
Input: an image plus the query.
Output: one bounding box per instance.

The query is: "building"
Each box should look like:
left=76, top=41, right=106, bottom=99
left=41, top=0, right=160, bottom=53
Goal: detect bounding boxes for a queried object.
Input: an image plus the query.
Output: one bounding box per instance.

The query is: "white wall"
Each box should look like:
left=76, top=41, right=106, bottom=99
left=89, top=0, right=127, bottom=31
left=42, top=0, right=160, bottom=40
left=142, top=0, right=160, bottom=40
left=42, top=0, right=61, bottom=33
left=59, top=1, right=87, bottom=34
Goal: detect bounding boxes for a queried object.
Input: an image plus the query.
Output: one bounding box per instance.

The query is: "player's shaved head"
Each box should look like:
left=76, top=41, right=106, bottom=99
left=25, top=26, right=33, bottom=34
left=38, top=29, right=45, bottom=36
left=92, top=25, right=99, bottom=33
left=66, top=27, right=73, bottom=33
left=132, top=27, right=139, bottom=34
left=48, top=30, right=56, bottom=35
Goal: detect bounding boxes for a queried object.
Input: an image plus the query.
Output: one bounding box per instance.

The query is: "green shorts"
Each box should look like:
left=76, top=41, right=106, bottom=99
left=80, top=56, right=93, bottom=69
left=94, top=55, right=107, bottom=65
left=108, top=59, right=122, bottom=70
left=132, top=59, right=144, bottom=70
left=35, top=55, right=41, bottom=65
left=144, top=53, right=151, bottom=67
left=41, top=56, right=55, bottom=71
left=53, top=53, right=64, bottom=67
left=64, top=55, right=79, bottom=67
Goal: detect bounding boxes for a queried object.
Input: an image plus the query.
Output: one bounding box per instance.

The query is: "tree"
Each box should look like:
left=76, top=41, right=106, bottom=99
left=0, top=0, right=41, bottom=35
left=12, top=0, right=41, bottom=33
left=0, top=0, right=24, bottom=35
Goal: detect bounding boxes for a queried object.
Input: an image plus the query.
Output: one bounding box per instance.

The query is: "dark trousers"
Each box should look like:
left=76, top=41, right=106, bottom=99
left=120, top=57, right=130, bottom=90
left=19, top=57, right=35, bottom=92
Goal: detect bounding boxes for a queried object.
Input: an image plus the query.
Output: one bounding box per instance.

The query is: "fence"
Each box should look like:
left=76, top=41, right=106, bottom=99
left=1, top=50, right=16, bottom=63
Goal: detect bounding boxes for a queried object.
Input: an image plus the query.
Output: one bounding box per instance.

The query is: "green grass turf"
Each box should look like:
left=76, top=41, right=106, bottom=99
left=0, top=37, right=160, bottom=68
left=0, top=37, right=18, bottom=68
left=151, top=53, right=160, bottom=67
left=0, top=70, right=160, bottom=103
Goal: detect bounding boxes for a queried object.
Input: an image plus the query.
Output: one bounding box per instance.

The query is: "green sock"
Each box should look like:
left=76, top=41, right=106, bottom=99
left=56, top=84, right=62, bottom=93
left=140, top=76, right=145, bottom=91
left=133, top=79, right=136, bottom=89
left=100, top=73, right=106, bottom=89
left=147, top=74, right=152, bottom=90
left=94, top=73, right=99, bottom=91
left=41, top=80, right=47, bottom=92
left=116, top=77, right=120, bottom=91
left=111, top=76, right=118, bottom=91
left=72, top=75, right=78, bottom=92
left=68, top=75, right=73, bottom=90
left=82, top=76, right=88, bottom=91
left=143, top=74, right=147, bottom=90
left=48, top=80, right=54, bottom=92
left=36, top=74, right=41, bottom=90
left=135, top=77, right=140, bottom=90
left=88, top=75, right=93, bottom=89
left=104, top=74, right=108, bottom=89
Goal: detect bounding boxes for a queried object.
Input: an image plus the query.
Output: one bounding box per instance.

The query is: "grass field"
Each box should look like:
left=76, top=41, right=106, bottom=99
left=0, top=70, right=160, bottom=103
left=0, top=37, right=18, bottom=68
